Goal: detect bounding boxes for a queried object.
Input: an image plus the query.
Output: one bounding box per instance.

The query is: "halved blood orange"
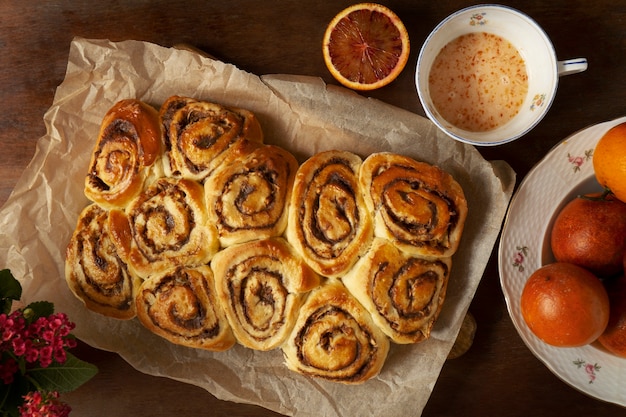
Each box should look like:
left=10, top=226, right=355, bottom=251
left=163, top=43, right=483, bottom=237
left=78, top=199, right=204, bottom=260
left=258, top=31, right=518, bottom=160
left=322, top=3, right=410, bottom=91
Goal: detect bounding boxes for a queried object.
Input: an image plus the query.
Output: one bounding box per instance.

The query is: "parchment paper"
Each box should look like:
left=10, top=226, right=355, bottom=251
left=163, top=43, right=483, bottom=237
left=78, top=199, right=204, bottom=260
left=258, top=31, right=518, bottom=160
left=0, top=37, right=516, bottom=417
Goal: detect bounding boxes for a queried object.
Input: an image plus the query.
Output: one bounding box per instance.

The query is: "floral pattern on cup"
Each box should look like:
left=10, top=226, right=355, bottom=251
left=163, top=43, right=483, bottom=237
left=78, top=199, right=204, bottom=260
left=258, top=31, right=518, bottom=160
left=567, top=149, right=593, bottom=173
left=469, top=12, right=487, bottom=26
left=512, top=246, right=528, bottom=272
left=573, top=359, right=600, bottom=384
left=530, top=93, right=546, bottom=111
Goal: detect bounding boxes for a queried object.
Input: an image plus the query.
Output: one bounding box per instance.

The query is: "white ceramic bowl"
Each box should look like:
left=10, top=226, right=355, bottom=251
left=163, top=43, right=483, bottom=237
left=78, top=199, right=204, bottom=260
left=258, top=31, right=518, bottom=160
left=499, top=117, right=626, bottom=405
left=416, top=4, right=587, bottom=146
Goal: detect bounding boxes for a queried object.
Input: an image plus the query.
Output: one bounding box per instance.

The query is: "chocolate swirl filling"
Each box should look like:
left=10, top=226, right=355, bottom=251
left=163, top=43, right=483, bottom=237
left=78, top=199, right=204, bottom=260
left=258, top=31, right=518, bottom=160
left=172, top=102, right=246, bottom=175
left=374, top=166, right=459, bottom=251
left=84, top=99, right=162, bottom=209
left=86, top=119, right=140, bottom=193
left=226, top=258, right=288, bottom=342
left=300, top=159, right=362, bottom=258
left=206, top=145, right=298, bottom=247
left=371, top=258, right=448, bottom=338
left=114, top=177, right=218, bottom=279
left=294, top=305, right=381, bottom=383
left=216, top=167, right=281, bottom=232
left=283, top=281, right=389, bottom=384
left=288, top=151, right=373, bottom=277
left=131, top=182, right=196, bottom=260
left=141, top=269, right=218, bottom=337
left=136, top=266, right=235, bottom=351
left=358, top=152, right=469, bottom=262
left=160, top=97, right=263, bottom=181
left=212, top=237, right=320, bottom=351
left=65, top=204, right=137, bottom=319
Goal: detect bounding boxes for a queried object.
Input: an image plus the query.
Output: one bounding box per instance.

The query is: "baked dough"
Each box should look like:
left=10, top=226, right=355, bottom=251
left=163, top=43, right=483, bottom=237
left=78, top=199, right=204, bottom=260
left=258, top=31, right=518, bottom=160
left=135, top=265, right=235, bottom=351
left=84, top=99, right=163, bottom=209
left=110, top=177, right=219, bottom=279
left=343, top=238, right=451, bottom=344
left=160, top=96, right=264, bottom=182
left=211, top=237, right=320, bottom=350
left=286, top=150, right=373, bottom=278
left=282, top=279, right=390, bottom=384
left=205, top=144, right=298, bottom=247
left=68, top=95, right=471, bottom=383
left=65, top=203, right=140, bottom=319
left=359, top=152, right=468, bottom=258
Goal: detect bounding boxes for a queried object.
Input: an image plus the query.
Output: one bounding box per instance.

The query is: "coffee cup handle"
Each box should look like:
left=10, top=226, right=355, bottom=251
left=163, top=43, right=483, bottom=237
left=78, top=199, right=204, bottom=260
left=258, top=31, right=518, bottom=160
left=558, top=58, right=588, bottom=76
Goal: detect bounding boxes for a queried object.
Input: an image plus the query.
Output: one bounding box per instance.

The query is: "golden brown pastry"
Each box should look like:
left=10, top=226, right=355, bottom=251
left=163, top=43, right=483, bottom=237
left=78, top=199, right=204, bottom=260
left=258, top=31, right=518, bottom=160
left=110, top=177, right=219, bottom=279
left=286, top=150, right=373, bottom=278
left=65, top=203, right=140, bottom=320
left=343, top=238, right=451, bottom=344
left=359, top=152, right=468, bottom=258
left=135, top=265, right=236, bottom=351
left=282, top=279, right=390, bottom=384
left=84, top=99, right=163, bottom=209
left=160, top=96, right=264, bottom=182
left=205, top=144, right=298, bottom=248
left=211, top=237, right=320, bottom=351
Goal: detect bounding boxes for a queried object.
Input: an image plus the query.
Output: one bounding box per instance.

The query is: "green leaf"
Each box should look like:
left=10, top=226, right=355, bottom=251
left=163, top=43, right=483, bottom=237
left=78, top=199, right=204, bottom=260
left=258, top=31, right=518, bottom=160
left=28, top=352, right=99, bottom=393
left=26, top=352, right=98, bottom=393
left=0, top=270, right=21, bottom=314
left=22, top=301, right=55, bottom=323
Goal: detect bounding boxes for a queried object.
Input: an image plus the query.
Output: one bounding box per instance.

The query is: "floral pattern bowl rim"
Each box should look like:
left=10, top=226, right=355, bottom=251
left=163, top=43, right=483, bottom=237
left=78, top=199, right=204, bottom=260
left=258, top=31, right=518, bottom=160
left=498, top=116, right=626, bottom=406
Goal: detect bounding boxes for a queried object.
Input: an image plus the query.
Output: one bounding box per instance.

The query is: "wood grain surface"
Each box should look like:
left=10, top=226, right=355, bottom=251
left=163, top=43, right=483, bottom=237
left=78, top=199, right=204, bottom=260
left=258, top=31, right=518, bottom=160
left=1, top=1, right=625, bottom=416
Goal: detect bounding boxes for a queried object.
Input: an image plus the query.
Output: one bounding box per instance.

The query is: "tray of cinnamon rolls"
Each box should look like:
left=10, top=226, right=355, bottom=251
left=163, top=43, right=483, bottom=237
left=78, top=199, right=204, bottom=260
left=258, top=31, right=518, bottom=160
left=65, top=94, right=468, bottom=385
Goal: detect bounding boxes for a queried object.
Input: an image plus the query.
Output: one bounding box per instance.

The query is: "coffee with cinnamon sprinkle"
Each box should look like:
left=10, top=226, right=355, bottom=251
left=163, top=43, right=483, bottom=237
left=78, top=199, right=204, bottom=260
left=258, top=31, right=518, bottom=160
left=428, top=32, right=528, bottom=132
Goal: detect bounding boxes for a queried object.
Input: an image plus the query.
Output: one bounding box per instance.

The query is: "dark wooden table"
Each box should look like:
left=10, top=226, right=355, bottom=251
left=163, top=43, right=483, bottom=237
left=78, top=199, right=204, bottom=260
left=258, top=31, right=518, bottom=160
left=1, top=1, right=625, bottom=416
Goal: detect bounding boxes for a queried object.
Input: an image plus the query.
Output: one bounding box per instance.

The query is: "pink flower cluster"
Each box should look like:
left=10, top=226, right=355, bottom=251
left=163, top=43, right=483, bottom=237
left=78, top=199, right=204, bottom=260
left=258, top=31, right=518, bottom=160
left=18, top=391, right=71, bottom=417
left=0, top=310, right=77, bottom=383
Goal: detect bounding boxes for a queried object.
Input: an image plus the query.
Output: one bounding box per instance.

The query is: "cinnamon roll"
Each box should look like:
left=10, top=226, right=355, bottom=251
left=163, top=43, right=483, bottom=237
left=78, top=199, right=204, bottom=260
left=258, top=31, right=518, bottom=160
left=205, top=144, right=298, bottom=247
left=65, top=204, right=140, bottom=320
left=286, top=150, right=373, bottom=278
left=211, top=238, right=320, bottom=351
left=160, top=96, right=264, bottom=182
left=84, top=99, right=163, bottom=209
left=282, top=279, right=390, bottom=384
left=343, top=238, right=451, bottom=344
left=135, top=265, right=236, bottom=351
left=110, top=177, right=219, bottom=279
left=359, top=153, right=468, bottom=258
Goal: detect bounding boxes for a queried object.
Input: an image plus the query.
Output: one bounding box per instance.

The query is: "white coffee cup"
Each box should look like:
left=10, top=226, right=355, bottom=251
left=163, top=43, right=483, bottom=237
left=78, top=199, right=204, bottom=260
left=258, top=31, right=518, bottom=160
left=416, top=4, right=587, bottom=146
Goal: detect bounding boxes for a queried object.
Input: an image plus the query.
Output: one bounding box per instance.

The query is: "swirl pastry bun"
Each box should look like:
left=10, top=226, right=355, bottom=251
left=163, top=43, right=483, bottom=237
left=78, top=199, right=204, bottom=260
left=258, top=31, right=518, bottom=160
left=205, top=144, right=298, bottom=248
left=211, top=237, right=320, bottom=351
left=84, top=99, right=163, bottom=209
left=282, top=279, right=390, bottom=384
left=343, top=238, right=451, bottom=344
left=135, top=265, right=236, bottom=351
left=160, top=96, right=264, bottom=182
left=110, top=177, right=219, bottom=279
left=67, top=94, right=471, bottom=384
left=359, top=152, right=468, bottom=258
left=286, top=150, right=373, bottom=278
left=65, top=203, right=140, bottom=320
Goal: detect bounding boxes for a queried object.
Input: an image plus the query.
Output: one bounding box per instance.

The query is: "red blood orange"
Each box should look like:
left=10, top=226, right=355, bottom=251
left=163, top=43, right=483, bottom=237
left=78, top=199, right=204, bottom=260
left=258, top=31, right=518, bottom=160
left=322, top=3, right=410, bottom=91
left=550, top=192, right=626, bottom=277
left=598, top=275, right=626, bottom=358
left=520, top=262, right=610, bottom=347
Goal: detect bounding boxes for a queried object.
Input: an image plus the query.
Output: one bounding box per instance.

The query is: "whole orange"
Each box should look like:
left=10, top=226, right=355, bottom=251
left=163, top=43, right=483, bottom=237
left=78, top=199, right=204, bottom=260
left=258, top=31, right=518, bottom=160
left=520, top=262, right=610, bottom=347
left=598, top=275, right=626, bottom=358
left=550, top=192, right=626, bottom=277
left=593, top=122, right=626, bottom=203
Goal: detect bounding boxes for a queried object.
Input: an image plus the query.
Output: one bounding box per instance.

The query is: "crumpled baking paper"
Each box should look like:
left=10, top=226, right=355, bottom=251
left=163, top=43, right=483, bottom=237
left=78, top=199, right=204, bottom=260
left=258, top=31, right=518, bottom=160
left=0, top=37, right=515, bottom=417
